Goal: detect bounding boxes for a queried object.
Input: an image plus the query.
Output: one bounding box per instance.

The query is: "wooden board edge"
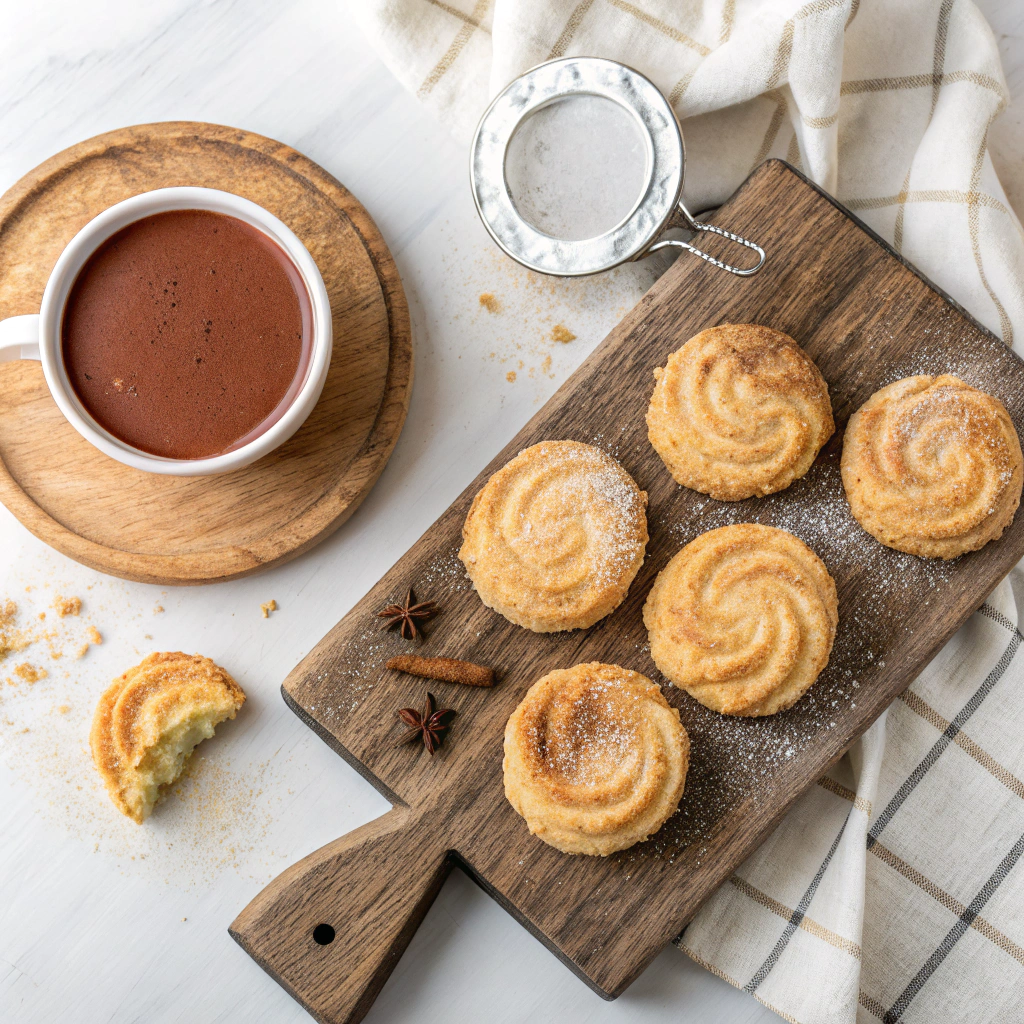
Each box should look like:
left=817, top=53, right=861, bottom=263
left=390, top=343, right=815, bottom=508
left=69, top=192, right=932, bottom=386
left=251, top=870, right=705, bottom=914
left=280, top=685, right=407, bottom=809
left=453, top=853, right=618, bottom=1000
left=227, top=926, right=335, bottom=1024
left=764, top=159, right=1007, bottom=347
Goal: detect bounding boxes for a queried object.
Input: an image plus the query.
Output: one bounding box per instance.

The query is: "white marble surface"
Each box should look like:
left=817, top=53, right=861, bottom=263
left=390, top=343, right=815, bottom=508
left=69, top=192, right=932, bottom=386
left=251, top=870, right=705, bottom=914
left=0, top=3, right=1020, bottom=1023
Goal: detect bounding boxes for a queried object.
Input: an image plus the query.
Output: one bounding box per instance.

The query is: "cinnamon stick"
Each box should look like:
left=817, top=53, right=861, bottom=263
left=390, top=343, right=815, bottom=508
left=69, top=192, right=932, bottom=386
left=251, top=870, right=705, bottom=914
left=386, top=654, right=495, bottom=688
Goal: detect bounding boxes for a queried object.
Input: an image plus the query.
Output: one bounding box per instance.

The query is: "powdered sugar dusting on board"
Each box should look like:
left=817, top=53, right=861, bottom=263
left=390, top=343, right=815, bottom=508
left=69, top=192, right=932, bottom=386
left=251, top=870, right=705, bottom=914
left=305, top=540, right=474, bottom=721
left=629, top=434, right=966, bottom=862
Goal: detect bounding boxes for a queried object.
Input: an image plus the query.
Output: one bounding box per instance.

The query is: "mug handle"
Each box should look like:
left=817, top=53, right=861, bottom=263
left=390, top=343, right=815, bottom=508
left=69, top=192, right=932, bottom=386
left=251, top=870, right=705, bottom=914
left=0, top=314, right=41, bottom=362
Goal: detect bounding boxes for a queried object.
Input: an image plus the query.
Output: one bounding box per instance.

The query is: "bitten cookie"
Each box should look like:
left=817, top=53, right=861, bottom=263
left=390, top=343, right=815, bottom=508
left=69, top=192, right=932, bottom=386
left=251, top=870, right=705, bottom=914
left=644, top=524, right=838, bottom=717
left=841, top=375, right=1023, bottom=558
left=503, top=662, right=689, bottom=856
left=459, top=441, right=648, bottom=632
left=90, top=652, right=245, bottom=823
left=647, top=324, right=834, bottom=501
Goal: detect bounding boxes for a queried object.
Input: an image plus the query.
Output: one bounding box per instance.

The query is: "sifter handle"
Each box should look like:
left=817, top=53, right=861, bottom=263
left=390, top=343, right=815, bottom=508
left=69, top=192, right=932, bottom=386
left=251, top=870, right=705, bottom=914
left=647, top=201, right=766, bottom=277
left=230, top=806, right=450, bottom=1024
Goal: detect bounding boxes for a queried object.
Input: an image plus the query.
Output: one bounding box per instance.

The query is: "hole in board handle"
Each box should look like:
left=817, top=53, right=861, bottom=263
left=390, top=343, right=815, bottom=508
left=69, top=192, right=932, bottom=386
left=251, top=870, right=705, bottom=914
left=312, top=924, right=336, bottom=945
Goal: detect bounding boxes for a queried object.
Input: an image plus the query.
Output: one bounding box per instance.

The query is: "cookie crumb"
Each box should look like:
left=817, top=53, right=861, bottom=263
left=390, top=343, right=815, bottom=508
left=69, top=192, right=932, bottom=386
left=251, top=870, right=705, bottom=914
left=0, top=601, right=30, bottom=661
left=551, top=324, right=576, bottom=343
left=479, top=292, right=501, bottom=313
left=506, top=371, right=517, bottom=383
left=154, top=605, right=165, bottom=615
left=54, top=596, right=82, bottom=617
left=261, top=600, right=278, bottom=619
left=88, top=626, right=103, bottom=645
left=14, top=663, right=46, bottom=684
left=57, top=704, right=70, bottom=715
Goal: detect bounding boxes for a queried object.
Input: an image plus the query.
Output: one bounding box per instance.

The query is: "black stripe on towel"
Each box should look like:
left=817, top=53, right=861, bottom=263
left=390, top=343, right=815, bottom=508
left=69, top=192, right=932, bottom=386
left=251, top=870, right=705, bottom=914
left=744, top=810, right=852, bottom=993
left=867, top=605, right=1021, bottom=849
left=883, top=831, right=1024, bottom=1023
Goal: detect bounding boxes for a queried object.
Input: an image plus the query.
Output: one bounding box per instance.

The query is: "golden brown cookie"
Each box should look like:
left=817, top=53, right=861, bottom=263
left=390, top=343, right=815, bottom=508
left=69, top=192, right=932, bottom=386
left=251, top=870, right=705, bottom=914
left=647, top=324, right=834, bottom=501
left=459, top=441, right=648, bottom=632
left=90, top=652, right=245, bottom=823
left=841, top=375, right=1022, bottom=558
left=503, top=662, right=689, bottom=855
left=644, top=524, right=838, bottom=716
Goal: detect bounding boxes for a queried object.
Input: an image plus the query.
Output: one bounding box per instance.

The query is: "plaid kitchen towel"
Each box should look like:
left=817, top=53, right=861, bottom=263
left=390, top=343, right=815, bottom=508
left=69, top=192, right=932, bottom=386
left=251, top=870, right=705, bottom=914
left=679, top=571, right=1024, bottom=1024
left=348, top=1, right=1024, bottom=1021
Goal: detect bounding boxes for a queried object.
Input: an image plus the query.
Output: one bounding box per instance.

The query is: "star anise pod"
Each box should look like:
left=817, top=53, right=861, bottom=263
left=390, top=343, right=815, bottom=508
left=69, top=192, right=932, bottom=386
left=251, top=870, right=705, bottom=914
left=377, top=588, right=439, bottom=640
left=396, top=692, right=456, bottom=755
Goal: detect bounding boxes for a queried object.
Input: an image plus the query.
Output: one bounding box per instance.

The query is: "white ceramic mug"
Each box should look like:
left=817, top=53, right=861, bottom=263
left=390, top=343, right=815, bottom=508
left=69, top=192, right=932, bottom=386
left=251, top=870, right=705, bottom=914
left=0, top=187, right=333, bottom=476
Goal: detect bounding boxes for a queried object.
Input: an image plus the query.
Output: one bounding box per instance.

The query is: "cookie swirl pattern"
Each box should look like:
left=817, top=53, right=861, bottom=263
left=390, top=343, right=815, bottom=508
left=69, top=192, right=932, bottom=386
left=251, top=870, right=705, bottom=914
left=644, top=524, right=838, bottom=717
left=503, top=663, right=689, bottom=856
left=459, top=441, right=648, bottom=632
left=91, top=652, right=246, bottom=822
left=841, top=375, right=1023, bottom=558
left=647, top=324, right=834, bottom=501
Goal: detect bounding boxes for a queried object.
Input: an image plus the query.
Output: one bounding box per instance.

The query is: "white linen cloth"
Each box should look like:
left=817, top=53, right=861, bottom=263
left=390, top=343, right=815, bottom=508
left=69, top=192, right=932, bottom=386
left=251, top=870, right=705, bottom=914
left=347, top=2, right=1024, bottom=1021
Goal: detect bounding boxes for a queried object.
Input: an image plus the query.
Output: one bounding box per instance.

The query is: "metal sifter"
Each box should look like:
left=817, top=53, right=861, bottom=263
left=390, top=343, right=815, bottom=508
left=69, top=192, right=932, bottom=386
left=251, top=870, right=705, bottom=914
left=470, top=56, right=766, bottom=278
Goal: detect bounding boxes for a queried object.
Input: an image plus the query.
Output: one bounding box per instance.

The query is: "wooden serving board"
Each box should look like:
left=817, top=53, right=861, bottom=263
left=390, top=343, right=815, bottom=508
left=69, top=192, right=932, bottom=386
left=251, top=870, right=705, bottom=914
left=0, top=122, right=412, bottom=585
left=231, top=160, right=1024, bottom=1024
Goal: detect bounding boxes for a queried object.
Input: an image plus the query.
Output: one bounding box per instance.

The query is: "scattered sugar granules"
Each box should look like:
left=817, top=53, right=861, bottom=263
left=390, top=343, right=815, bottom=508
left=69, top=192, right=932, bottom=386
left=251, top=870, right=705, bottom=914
left=75, top=626, right=103, bottom=660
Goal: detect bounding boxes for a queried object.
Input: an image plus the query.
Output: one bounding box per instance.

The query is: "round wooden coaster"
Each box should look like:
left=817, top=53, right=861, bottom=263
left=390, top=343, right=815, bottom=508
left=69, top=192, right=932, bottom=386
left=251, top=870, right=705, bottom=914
left=0, top=122, right=412, bottom=585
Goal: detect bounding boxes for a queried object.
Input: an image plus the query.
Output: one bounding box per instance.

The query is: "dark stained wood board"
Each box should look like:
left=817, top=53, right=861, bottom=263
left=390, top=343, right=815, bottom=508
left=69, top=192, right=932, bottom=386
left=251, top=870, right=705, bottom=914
left=0, top=122, right=412, bottom=585
left=230, top=160, right=1024, bottom=1024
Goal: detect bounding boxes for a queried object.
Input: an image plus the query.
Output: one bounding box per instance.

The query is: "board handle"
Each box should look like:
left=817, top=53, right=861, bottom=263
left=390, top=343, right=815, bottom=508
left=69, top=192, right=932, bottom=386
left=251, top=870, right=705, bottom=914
left=230, top=806, right=450, bottom=1024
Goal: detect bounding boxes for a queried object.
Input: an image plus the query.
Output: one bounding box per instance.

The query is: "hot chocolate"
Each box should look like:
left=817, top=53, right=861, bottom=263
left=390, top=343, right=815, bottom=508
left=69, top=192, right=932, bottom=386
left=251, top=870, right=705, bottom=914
left=61, top=209, right=312, bottom=460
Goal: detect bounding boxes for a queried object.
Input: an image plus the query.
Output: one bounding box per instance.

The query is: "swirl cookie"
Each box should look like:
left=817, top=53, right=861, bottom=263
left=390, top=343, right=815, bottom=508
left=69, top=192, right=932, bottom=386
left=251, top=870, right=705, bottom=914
left=459, top=441, right=648, bottom=632
left=90, top=652, right=245, bottom=823
left=503, top=662, right=689, bottom=855
left=841, top=375, right=1023, bottom=558
left=647, top=324, right=834, bottom=501
left=644, top=524, right=838, bottom=716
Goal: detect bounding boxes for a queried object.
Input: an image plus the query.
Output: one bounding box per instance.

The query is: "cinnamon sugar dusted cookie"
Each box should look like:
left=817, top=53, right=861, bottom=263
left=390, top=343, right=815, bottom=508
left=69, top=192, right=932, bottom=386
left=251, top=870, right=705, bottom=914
left=842, top=375, right=1022, bottom=558
left=644, top=524, right=838, bottom=717
left=90, top=652, right=245, bottom=823
left=503, top=662, right=689, bottom=855
left=459, top=441, right=648, bottom=632
left=647, top=324, right=834, bottom=501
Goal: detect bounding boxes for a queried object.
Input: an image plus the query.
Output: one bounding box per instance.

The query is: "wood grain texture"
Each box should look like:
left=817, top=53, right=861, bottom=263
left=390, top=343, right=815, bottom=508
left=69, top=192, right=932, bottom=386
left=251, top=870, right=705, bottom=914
left=0, top=122, right=412, bottom=585
left=231, top=160, right=1024, bottom=1024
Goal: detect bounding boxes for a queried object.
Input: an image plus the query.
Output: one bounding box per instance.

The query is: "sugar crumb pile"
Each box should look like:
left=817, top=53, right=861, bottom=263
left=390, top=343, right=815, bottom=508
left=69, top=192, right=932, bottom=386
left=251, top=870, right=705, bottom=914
left=54, top=595, right=82, bottom=617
